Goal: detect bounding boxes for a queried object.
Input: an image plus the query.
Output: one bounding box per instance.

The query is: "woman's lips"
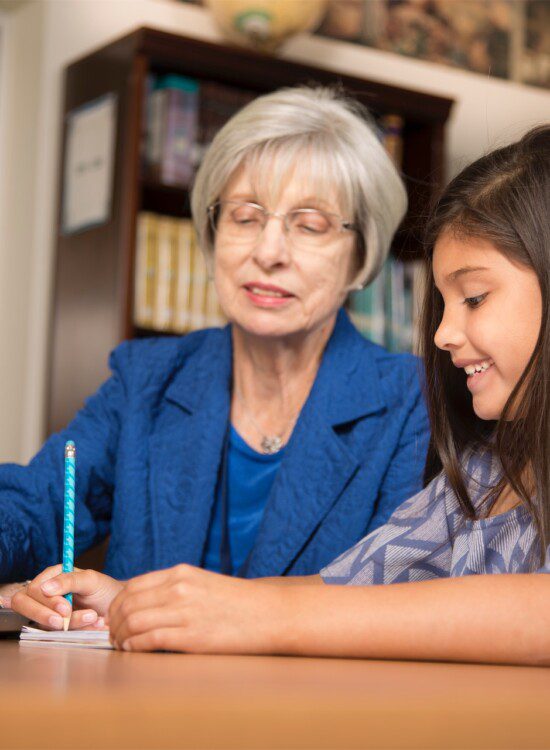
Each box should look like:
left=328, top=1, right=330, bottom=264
left=243, top=283, right=295, bottom=308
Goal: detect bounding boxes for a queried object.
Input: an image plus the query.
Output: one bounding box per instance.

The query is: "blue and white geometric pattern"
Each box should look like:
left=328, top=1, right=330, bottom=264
left=321, top=450, right=550, bottom=585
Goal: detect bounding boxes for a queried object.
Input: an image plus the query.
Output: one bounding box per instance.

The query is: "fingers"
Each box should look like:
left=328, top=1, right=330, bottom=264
left=119, top=565, right=184, bottom=597
left=67, top=609, right=100, bottom=629
left=109, top=586, right=174, bottom=638
left=10, top=565, right=101, bottom=630
left=31, top=564, right=64, bottom=584
left=110, top=604, right=186, bottom=649
left=12, top=587, right=69, bottom=629
left=11, top=586, right=100, bottom=629
left=118, top=627, right=188, bottom=653
left=11, top=580, right=72, bottom=629
left=41, top=569, right=100, bottom=598
left=109, top=564, right=199, bottom=621
left=38, top=569, right=122, bottom=618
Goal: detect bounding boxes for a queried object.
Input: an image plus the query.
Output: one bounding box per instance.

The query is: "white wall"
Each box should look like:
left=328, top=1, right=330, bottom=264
left=0, top=1, right=44, bottom=463
left=0, top=0, right=549, bottom=463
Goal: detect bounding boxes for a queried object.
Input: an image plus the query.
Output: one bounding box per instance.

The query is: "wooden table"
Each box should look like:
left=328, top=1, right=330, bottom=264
left=1, top=639, right=550, bottom=750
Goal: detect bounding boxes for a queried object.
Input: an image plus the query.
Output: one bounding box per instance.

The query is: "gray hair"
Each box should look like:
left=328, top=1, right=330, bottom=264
left=191, top=86, right=407, bottom=288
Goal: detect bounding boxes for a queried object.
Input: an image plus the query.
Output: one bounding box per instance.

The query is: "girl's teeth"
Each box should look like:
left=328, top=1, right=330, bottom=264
left=464, top=361, right=493, bottom=376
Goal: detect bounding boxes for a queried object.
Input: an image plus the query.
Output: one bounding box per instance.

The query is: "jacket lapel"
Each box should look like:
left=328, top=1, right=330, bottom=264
left=149, top=328, right=232, bottom=571
left=245, top=310, right=386, bottom=577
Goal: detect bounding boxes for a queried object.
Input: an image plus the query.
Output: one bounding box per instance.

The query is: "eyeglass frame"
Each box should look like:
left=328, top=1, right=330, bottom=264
left=207, top=200, right=359, bottom=246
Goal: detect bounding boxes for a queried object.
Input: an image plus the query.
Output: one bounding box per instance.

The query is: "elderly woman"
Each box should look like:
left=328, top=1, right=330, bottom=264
left=4, top=86, right=429, bottom=630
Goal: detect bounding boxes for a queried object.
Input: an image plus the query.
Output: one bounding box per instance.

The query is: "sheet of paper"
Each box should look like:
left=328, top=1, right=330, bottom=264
left=62, top=93, right=117, bottom=235
left=19, top=625, right=113, bottom=650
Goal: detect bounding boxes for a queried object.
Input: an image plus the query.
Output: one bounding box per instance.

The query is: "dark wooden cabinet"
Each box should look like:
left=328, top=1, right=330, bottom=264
left=48, top=27, right=453, bottom=436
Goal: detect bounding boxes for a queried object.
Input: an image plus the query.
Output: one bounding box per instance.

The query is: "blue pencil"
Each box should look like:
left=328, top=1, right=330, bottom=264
left=62, top=440, right=76, bottom=631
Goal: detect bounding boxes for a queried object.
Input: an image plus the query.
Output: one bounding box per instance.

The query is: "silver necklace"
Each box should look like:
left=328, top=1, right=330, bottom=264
left=234, top=387, right=299, bottom=454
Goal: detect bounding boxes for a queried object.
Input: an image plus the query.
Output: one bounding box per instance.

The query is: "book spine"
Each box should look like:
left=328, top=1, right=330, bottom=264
left=160, top=88, right=199, bottom=186
left=141, top=75, right=155, bottom=175
left=133, top=212, right=157, bottom=329
left=153, top=216, right=176, bottom=331
left=189, top=231, right=207, bottom=330
left=380, top=114, right=404, bottom=168
left=174, top=219, right=193, bottom=332
left=148, top=88, right=167, bottom=181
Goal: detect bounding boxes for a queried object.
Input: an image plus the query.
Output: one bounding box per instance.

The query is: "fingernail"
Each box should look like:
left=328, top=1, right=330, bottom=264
left=55, top=602, right=71, bottom=616
left=82, top=612, right=97, bottom=624
left=42, top=581, right=60, bottom=594
left=122, top=640, right=132, bottom=652
left=48, top=614, right=64, bottom=629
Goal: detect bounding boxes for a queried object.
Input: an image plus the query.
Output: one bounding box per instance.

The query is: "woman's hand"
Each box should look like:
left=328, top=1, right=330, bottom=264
left=108, top=564, right=287, bottom=653
left=10, top=565, right=123, bottom=630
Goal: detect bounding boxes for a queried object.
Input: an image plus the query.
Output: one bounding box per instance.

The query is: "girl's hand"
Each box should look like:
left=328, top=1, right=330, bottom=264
left=10, top=565, right=123, bottom=630
left=108, top=564, right=286, bottom=653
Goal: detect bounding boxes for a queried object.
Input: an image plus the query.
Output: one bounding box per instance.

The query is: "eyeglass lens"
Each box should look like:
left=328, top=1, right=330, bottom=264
left=212, top=202, right=344, bottom=248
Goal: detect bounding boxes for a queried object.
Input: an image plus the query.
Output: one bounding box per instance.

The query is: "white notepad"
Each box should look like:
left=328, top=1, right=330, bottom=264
left=19, top=625, right=113, bottom=650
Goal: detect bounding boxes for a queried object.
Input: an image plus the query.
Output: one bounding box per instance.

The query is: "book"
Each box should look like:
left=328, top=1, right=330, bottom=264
left=145, top=74, right=200, bottom=186
left=189, top=230, right=208, bottom=330
left=133, top=212, right=158, bottom=328
left=173, top=219, right=194, bottom=332
left=160, top=75, right=199, bottom=186
left=380, top=114, right=404, bottom=168
left=147, top=82, right=167, bottom=179
left=19, top=625, right=113, bottom=650
left=349, top=257, right=420, bottom=352
left=152, top=216, right=178, bottom=331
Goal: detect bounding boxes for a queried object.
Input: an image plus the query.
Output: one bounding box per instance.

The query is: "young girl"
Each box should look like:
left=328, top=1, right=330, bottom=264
left=11, top=125, right=550, bottom=666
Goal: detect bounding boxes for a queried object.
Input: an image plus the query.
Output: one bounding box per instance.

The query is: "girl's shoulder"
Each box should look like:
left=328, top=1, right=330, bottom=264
left=390, top=447, right=501, bottom=528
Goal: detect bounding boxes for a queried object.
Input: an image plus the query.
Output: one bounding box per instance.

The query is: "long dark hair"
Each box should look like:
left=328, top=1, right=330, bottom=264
left=420, top=125, right=550, bottom=564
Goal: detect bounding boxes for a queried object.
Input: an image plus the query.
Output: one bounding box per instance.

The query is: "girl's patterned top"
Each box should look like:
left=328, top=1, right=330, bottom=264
left=321, top=450, right=550, bottom=584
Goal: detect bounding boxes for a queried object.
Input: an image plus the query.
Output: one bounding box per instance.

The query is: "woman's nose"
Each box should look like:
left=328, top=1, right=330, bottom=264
left=252, top=217, right=291, bottom=268
left=434, top=310, right=466, bottom=351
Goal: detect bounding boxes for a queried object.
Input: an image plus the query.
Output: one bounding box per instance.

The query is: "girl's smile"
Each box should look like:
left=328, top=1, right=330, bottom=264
left=433, top=233, right=542, bottom=421
left=453, top=357, right=495, bottom=394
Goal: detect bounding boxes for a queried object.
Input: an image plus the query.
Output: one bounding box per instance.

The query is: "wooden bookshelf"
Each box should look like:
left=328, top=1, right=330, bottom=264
left=48, top=27, right=453, bottom=436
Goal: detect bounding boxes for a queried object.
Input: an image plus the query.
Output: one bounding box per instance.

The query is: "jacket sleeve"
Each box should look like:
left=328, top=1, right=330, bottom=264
left=0, top=344, right=130, bottom=582
left=366, top=368, right=430, bottom=533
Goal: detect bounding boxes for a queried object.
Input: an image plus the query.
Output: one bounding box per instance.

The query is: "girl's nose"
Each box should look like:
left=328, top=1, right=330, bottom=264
left=434, top=309, right=467, bottom=351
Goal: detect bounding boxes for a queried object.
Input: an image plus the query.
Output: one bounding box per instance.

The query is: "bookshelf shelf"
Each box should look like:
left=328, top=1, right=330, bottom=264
left=48, top=27, right=453, bottom=436
left=140, top=179, right=190, bottom=217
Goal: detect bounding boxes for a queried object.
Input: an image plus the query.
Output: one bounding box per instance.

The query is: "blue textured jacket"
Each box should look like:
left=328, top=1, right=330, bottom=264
left=0, top=309, right=429, bottom=582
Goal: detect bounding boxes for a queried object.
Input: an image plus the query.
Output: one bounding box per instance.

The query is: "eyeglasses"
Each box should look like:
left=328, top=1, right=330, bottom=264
left=207, top=201, right=357, bottom=250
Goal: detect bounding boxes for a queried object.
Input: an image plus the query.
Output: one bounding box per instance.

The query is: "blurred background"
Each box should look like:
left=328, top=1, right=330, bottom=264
left=0, top=0, right=548, bottom=465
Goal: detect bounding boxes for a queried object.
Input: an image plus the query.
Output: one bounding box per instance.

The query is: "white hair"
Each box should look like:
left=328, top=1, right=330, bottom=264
left=191, top=86, right=407, bottom=288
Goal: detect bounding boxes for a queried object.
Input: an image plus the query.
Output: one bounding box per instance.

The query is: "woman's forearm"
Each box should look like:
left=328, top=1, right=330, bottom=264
left=274, top=574, right=550, bottom=666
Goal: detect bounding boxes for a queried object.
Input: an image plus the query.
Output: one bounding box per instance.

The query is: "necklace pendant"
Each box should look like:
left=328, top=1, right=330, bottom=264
left=261, top=435, right=283, bottom=454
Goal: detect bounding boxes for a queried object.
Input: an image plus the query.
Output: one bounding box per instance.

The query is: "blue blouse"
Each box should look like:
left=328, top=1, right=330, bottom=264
left=203, top=426, right=284, bottom=575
